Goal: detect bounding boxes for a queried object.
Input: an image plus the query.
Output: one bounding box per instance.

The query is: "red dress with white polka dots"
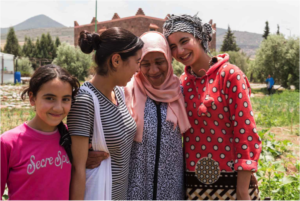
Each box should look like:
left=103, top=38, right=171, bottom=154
left=180, top=54, right=261, bottom=200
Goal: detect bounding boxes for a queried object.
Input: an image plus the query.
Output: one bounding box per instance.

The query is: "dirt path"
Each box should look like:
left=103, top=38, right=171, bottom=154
left=257, top=126, right=300, bottom=175
left=257, top=126, right=300, bottom=145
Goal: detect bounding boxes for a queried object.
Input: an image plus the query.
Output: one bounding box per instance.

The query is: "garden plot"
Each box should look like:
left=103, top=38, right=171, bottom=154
left=0, top=85, right=31, bottom=109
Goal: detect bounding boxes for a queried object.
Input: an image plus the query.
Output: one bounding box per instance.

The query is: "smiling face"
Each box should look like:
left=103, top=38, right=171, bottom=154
left=140, top=52, right=168, bottom=87
left=29, top=78, right=72, bottom=131
left=167, top=32, right=203, bottom=67
left=113, top=49, right=142, bottom=86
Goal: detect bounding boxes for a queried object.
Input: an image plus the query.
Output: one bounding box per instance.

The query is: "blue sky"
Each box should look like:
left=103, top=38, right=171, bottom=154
left=1, top=0, right=299, bottom=37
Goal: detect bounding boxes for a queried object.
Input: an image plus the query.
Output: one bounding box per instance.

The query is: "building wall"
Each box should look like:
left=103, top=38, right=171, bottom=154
left=74, top=14, right=217, bottom=51
left=74, top=16, right=165, bottom=46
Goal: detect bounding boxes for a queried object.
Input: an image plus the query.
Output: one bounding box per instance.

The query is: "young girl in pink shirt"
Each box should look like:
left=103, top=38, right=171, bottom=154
left=1, top=64, right=80, bottom=200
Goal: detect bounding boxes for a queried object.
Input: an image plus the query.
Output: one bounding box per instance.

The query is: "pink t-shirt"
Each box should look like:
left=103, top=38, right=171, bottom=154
left=1, top=123, right=71, bottom=200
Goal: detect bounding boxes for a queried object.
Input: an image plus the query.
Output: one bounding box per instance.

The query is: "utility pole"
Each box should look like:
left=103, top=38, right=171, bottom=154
left=1, top=54, right=4, bottom=85
left=287, top=28, right=291, bottom=37
left=95, top=0, right=97, bottom=33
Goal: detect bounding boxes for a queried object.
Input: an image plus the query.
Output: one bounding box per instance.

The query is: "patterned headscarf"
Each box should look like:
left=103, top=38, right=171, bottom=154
left=163, top=13, right=214, bottom=53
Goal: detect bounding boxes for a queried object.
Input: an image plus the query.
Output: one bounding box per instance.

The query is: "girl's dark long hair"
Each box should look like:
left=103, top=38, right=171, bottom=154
left=78, top=27, right=144, bottom=76
left=21, top=64, right=80, bottom=163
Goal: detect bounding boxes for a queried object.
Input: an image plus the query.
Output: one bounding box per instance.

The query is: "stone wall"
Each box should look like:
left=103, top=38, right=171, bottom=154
left=74, top=9, right=216, bottom=51
left=74, top=16, right=165, bottom=46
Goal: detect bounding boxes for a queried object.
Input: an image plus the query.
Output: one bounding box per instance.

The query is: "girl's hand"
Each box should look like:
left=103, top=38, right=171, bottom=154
left=86, top=144, right=109, bottom=169
left=236, top=170, right=252, bottom=200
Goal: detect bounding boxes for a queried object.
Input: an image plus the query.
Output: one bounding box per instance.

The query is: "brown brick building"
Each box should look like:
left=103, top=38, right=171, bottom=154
left=74, top=8, right=216, bottom=51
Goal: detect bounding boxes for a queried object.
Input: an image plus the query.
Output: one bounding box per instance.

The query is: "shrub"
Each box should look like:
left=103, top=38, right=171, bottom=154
left=226, top=51, right=249, bottom=73
left=172, top=59, right=185, bottom=77
left=251, top=35, right=299, bottom=89
left=16, top=57, right=34, bottom=76
left=211, top=50, right=249, bottom=74
left=52, top=43, right=92, bottom=81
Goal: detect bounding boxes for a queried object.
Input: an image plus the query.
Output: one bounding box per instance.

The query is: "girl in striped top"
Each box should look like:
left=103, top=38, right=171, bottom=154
left=67, top=28, right=144, bottom=200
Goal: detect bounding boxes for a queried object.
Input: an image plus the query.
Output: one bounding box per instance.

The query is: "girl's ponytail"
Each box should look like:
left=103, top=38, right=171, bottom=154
left=57, top=122, right=73, bottom=163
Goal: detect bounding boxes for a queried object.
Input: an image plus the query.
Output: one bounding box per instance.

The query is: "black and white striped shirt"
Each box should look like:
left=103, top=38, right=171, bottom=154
left=67, top=82, right=137, bottom=200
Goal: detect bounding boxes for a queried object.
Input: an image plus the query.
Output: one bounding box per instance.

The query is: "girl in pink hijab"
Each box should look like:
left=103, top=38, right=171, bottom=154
left=125, top=31, right=191, bottom=200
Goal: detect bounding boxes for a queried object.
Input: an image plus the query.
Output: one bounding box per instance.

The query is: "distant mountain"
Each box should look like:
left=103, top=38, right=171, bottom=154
left=1, top=14, right=66, bottom=34
left=1, top=15, right=263, bottom=57
left=216, top=28, right=263, bottom=57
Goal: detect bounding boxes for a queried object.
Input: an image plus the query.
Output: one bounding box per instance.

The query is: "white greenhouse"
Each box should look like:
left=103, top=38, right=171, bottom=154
left=0, top=52, right=15, bottom=84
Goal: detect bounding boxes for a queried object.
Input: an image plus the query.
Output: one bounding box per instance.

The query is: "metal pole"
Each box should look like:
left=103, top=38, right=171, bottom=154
left=287, top=28, right=291, bottom=37
left=2, top=54, right=4, bottom=85
left=16, top=58, right=18, bottom=72
left=95, top=0, right=97, bottom=33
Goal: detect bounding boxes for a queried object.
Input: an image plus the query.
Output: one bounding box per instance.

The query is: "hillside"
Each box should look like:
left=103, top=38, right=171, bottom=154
left=216, top=28, right=263, bottom=57
left=1, top=14, right=263, bottom=57
left=1, top=27, right=74, bottom=46
left=1, top=14, right=66, bottom=34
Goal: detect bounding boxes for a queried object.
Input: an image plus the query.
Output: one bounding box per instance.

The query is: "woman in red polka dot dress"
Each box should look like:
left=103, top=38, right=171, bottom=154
left=163, top=14, right=262, bottom=200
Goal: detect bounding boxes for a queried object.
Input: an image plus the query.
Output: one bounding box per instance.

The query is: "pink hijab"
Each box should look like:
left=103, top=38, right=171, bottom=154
left=124, top=31, right=191, bottom=142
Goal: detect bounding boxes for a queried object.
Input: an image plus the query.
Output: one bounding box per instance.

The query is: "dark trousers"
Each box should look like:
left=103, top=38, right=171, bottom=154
left=267, top=86, right=273, bottom=95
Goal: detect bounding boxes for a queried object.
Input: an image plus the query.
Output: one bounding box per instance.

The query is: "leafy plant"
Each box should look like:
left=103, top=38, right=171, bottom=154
left=256, top=129, right=300, bottom=200
left=52, top=42, right=92, bottom=81
left=16, top=57, right=34, bottom=76
left=172, top=59, right=185, bottom=77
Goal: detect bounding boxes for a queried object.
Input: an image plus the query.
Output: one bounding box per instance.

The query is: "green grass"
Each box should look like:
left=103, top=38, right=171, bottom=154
left=1, top=108, right=35, bottom=134
left=1, top=90, right=299, bottom=200
left=251, top=87, right=284, bottom=95
left=257, top=130, right=300, bottom=200
left=251, top=91, right=300, bottom=129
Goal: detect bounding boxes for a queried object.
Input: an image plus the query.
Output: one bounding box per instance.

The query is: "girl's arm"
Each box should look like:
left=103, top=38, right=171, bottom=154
left=69, top=136, right=89, bottom=200
left=67, top=92, right=96, bottom=199
left=221, top=65, right=262, bottom=199
left=1, top=137, right=9, bottom=197
left=236, top=170, right=252, bottom=200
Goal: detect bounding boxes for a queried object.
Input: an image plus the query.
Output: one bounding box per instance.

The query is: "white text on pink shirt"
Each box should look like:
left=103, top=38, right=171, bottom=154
left=27, top=151, right=70, bottom=175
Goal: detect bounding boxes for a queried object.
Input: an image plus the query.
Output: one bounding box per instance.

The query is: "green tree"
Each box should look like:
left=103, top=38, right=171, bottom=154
left=262, top=21, right=270, bottom=39
left=172, top=59, right=185, bottom=77
left=276, top=24, right=280, bottom=35
left=46, top=33, right=57, bottom=59
left=282, top=36, right=299, bottom=88
left=211, top=50, right=249, bottom=74
left=22, top=36, right=35, bottom=58
left=0, top=47, right=2, bottom=52
left=34, top=37, right=42, bottom=58
left=220, top=26, right=240, bottom=52
left=3, top=27, right=21, bottom=57
left=52, top=43, right=92, bottom=80
left=17, top=57, right=34, bottom=76
left=38, top=33, right=54, bottom=59
left=39, top=33, right=48, bottom=59
left=226, top=51, right=249, bottom=73
left=55, top=37, right=61, bottom=48
left=251, top=34, right=299, bottom=89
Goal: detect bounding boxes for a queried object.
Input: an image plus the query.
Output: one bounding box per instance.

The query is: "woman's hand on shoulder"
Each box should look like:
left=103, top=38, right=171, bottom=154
left=86, top=144, right=109, bottom=169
